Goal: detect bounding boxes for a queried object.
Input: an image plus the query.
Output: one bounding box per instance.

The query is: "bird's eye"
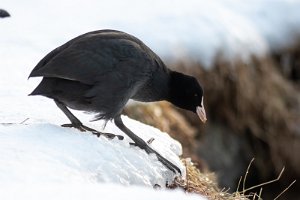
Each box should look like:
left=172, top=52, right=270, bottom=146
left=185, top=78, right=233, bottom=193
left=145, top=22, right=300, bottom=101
left=194, top=94, right=198, bottom=97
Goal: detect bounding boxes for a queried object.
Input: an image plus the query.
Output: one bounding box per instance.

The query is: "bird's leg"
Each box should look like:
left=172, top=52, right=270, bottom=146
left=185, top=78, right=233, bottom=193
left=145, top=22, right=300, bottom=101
left=54, top=100, right=123, bottom=140
left=114, top=115, right=181, bottom=174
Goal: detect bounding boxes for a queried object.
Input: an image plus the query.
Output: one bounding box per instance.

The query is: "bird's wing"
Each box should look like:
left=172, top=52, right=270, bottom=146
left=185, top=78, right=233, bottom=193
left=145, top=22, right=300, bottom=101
left=29, top=33, right=157, bottom=85
left=82, top=67, right=140, bottom=120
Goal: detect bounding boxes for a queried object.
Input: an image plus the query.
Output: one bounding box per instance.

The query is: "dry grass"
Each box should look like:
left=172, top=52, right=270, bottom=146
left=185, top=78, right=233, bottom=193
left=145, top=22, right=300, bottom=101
left=168, top=158, right=295, bottom=200
left=168, top=158, right=250, bottom=200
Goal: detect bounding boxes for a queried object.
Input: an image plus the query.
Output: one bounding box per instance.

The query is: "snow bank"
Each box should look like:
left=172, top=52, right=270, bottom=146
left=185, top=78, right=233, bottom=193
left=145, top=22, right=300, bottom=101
left=1, top=0, right=300, bottom=68
left=0, top=119, right=184, bottom=186
left=1, top=183, right=203, bottom=200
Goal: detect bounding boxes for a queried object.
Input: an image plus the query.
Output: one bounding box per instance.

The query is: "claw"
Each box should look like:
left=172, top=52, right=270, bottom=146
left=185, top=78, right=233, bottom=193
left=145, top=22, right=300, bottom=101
left=61, top=123, right=124, bottom=140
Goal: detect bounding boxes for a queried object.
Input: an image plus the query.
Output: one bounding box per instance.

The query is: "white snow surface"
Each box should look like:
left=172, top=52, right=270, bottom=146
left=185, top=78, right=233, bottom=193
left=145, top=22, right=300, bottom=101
left=1, top=0, right=300, bottom=68
left=0, top=121, right=184, bottom=185
left=1, top=184, right=201, bottom=200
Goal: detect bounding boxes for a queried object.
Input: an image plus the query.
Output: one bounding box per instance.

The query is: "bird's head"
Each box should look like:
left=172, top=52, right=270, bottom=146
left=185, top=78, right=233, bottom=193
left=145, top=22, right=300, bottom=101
left=168, top=71, right=207, bottom=123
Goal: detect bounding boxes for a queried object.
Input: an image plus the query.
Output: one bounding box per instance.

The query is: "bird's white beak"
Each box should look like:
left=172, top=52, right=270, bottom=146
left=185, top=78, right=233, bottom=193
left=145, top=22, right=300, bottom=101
left=196, top=98, right=207, bottom=123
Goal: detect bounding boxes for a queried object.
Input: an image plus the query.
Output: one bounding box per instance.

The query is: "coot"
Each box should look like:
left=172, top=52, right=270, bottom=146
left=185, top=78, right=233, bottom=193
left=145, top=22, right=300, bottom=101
left=29, top=30, right=207, bottom=174
left=0, top=9, right=10, bottom=18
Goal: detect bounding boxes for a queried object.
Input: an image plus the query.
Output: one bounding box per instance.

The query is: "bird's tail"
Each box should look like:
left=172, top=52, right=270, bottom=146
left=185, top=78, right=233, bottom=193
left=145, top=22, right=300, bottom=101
left=28, top=78, right=53, bottom=96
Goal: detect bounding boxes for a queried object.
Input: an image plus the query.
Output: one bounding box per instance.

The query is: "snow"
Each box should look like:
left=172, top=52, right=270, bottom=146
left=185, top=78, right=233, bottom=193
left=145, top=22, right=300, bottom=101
left=1, top=184, right=200, bottom=200
left=0, top=120, right=185, bottom=185
left=1, top=0, right=300, bottom=68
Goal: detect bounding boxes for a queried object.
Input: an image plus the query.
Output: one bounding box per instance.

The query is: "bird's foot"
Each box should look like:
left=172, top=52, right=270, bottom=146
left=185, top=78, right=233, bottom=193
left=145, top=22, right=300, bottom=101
left=132, top=141, right=181, bottom=175
left=114, top=116, right=180, bottom=174
left=61, top=123, right=124, bottom=140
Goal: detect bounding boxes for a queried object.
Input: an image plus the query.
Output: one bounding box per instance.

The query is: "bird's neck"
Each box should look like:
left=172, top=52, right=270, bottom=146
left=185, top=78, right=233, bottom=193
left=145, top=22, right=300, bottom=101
left=131, top=66, right=170, bottom=102
left=167, top=71, right=189, bottom=110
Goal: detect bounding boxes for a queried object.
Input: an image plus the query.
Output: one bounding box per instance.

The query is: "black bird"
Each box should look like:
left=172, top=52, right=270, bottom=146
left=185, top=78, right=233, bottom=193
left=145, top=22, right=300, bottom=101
left=29, top=30, right=207, bottom=174
left=0, top=9, right=10, bottom=18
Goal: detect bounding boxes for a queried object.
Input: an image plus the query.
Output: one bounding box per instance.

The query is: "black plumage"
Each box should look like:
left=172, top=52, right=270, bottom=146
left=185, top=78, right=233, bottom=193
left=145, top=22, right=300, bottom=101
left=29, top=30, right=206, bottom=174
left=0, top=9, right=10, bottom=18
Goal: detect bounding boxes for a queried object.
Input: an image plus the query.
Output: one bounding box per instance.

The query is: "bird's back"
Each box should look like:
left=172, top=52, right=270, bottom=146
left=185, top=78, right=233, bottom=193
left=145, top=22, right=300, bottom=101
left=29, top=30, right=166, bottom=84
